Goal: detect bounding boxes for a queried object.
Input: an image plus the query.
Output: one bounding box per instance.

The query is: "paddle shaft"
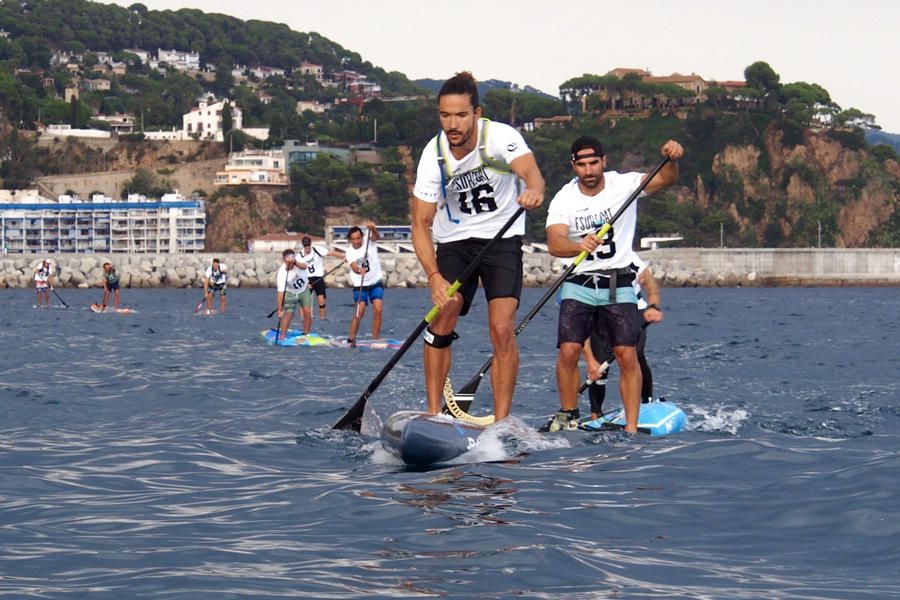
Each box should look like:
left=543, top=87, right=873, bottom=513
left=332, top=207, right=526, bottom=432
left=194, top=291, right=210, bottom=313
left=354, top=233, right=371, bottom=319
left=447, top=156, right=671, bottom=412
left=50, top=288, right=69, bottom=308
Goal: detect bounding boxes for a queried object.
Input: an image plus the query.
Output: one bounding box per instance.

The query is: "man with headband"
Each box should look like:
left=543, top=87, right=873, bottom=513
left=544, top=136, right=683, bottom=433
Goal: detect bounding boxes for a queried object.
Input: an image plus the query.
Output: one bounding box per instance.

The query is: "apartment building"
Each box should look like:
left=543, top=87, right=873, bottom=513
left=0, top=190, right=205, bottom=254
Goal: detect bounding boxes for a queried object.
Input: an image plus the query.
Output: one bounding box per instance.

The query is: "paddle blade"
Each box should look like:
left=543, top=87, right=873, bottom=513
left=333, top=392, right=369, bottom=432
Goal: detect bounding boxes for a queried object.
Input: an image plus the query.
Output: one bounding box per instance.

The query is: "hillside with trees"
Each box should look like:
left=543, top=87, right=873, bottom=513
left=0, top=0, right=896, bottom=249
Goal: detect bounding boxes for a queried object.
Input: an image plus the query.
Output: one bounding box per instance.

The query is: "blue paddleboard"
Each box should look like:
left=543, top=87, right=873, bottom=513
left=259, top=329, right=334, bottom=347
left=578, top=400, right=688, bottom=436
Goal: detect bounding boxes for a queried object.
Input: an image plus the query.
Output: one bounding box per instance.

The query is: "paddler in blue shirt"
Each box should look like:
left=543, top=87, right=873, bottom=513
left=101, top=262, right=121, bottom=309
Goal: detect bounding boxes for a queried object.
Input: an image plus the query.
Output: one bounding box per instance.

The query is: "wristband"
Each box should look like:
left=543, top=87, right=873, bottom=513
left=427, top=271, right=440, bottom=281
left=647, top=303, right=662, bottom=311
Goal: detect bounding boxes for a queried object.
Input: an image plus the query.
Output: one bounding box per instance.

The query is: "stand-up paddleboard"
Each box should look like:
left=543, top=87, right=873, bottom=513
left=32, top=304, right=70, bottom=310
left=259, top=329, right=334, bottom=347
left=90, top=304, right=137, bottom=314
left=578, top=400, right=688, bottom=436
left=382, top=401, right=688, bottom=467
left=381, top=411, right=484, bottom=466
left=195, top=308, right=220, bottom=316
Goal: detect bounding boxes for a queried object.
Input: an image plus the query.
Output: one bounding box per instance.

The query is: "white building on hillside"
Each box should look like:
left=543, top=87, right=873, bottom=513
left=297, top=62, right=323, bottom=81
left=183, top=98, right=243, bottom=142
left=123, top=48, right=150, bottom=64
left=248, top=65, right=286, bottom=79
left=157, top=48, right=200, bottom=71
left=215, top=150, right=288, bottom=187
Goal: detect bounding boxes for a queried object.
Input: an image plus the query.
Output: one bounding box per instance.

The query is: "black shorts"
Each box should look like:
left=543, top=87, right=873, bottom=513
left=436, top=236, right=522, bottom=316
left=106, top=281, right=120, bottom=291
left=558, top=299, right=641, bottom=348
left=309, top=277, right=326, bottom=298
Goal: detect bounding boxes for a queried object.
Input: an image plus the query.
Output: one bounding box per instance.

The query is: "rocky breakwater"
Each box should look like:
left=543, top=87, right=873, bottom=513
left=0, top=251, right=565, bottom=289
left=4, top=249, right=896, bottom=289
left=0, top=254, right=286, bottom=289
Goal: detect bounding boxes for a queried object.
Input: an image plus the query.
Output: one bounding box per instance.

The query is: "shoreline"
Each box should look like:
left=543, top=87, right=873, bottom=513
left=3, top=248, right=899, bottom=289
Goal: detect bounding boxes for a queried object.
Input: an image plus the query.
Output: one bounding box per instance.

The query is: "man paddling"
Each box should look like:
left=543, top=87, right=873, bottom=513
left=101, top=262, right=121, bottom=309
left=275, top=249, right=312, bottom=339
left=203, top=258, right=228, bottom=313
left=33, top=259, right=55, bottom=307
left=345, top=222, right=383, bottom=347
left=544, top=136, right=682, bottom=433
left=300, top=235, right=344, bottom=320
left=411, top=71, right=545, bottom=422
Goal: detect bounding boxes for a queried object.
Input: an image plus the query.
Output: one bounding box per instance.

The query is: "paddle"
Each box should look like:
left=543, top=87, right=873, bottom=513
left=443, top=156, right=671, bottom=415
left=354, top=231, right=372, bottom=319
left=50, top=287, right=69, bottom=308
left=322, top=260, right=346, bottom=279
left=194, top=292, right=211, bottom=313
left=332, top=207, right=526, bottom=432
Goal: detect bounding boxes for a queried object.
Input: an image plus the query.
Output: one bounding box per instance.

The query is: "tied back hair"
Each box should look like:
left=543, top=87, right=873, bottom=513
left=438, top=71, right=479, bottom=108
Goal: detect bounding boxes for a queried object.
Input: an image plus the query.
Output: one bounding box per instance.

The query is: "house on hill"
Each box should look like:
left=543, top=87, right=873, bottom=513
left=297, top=62, right=324, bottom=81
left=643, top=73, right=708, bottom=96
left=157, top=48, right=200, bottom=71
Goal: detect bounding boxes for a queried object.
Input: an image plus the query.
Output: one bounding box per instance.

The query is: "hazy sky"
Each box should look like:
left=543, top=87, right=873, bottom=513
left=102, top=0, right=899, bottom=132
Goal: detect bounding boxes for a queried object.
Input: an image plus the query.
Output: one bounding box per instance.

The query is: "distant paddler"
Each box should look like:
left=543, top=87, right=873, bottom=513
left=275, top=249, right=312, bottom=340
left=100, top=262, right=121, bottom=310
left=299, top=235, right=345, bottom=320
left=203, top=258, right=228, bottom=313
left=345, top=222, right=384, bottom=348
left=33, top=258, right=56, bottom=307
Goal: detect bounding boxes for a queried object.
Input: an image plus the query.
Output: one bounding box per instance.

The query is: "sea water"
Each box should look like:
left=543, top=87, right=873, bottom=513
left=1, top=286, right=897, bottom=598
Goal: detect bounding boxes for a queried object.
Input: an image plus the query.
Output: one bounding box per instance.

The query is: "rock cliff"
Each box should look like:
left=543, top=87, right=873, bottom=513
left=702, top=124, right=897, bottom=247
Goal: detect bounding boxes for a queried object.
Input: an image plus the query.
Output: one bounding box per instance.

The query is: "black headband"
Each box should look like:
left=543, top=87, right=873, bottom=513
left=572, top=150, right=604, bottom=162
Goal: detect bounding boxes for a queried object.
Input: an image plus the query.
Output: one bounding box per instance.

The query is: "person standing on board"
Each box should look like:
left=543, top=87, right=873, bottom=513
left=300, top=235, right=344, bottom=320
left=101, top=262, right=121, bottom=309
left=544, top=136, right=682, bottom=433
left=345, top=222, right=383, bottom=347
left=33, top=258, right=55, bottom=307
left=203, top=258, right=228, bottom=313
left=582, top=253, right=664, bottom=420
left=411, top=71, right=546, bottom=421
left=275, top=249, right=312, bottom=339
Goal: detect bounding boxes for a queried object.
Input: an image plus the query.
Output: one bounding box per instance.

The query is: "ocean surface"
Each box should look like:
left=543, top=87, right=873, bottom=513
left=1, top=285, right=897, bottom=599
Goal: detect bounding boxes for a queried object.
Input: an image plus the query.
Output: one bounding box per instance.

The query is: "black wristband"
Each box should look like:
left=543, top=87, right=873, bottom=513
left=647, top=303, right=662, bottom=311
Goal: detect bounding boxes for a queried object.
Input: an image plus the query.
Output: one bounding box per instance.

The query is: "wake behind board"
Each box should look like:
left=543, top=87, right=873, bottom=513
left=259, top=329, right=334, bottom=347
left=578, top=400, right=688, bottom=436
left=333, top=337, right=404, bottom=350
left=381, top=411, right=484, bottom=466
left=90, top=304, right=137, bottom=314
